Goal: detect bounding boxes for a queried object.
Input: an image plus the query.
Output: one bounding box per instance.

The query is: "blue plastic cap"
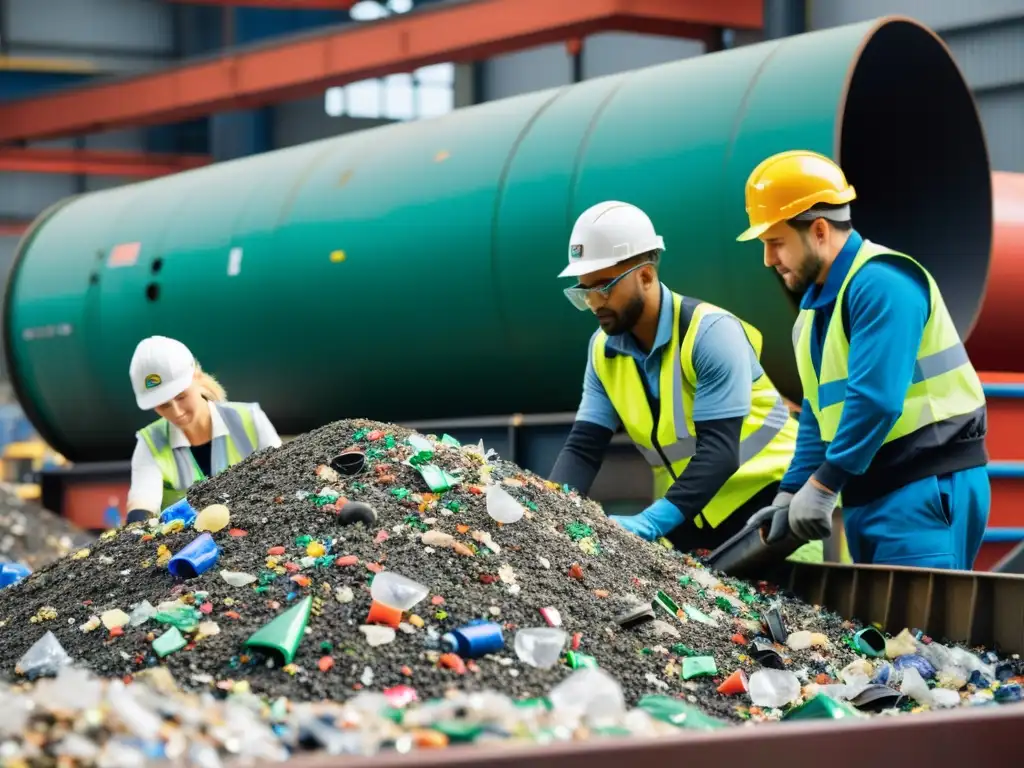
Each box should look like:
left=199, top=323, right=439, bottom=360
left=0, top=562, right=31, bottom=588
left=160, top=498, right=197, bottom=526
left=168, top=532, right=220, bottom=579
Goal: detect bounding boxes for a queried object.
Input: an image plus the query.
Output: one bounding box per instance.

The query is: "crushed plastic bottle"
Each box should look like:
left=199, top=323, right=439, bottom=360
left=748, top=669, right=802, bottom=708
left=514, top=627, right=568, bottom=669
left=486, top=484, right=525, bottom=524
left=550, top=667, right=626, bottom=722
left=15, top=631, right=72, bottom=679
left=129, top=600, right=157, bottom=627
left=369, top=571, right=429, bottom=611
left=220, top=570, right=258, bottom=587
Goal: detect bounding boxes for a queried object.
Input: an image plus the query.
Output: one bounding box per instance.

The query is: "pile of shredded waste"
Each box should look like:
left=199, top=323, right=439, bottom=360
left=0, top=482, right=94, bottom=570
left=0, top=419, right=1020, bottom=761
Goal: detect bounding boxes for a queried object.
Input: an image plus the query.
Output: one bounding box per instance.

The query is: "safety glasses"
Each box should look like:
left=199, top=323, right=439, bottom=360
left=563, top=263, right=647, bottom=311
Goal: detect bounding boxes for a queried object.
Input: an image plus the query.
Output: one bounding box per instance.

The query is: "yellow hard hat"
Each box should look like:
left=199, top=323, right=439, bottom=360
left=736, top=150, right=856, bottom=242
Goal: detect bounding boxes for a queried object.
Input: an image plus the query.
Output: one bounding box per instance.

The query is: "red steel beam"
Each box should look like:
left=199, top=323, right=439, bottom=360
left=165, top=0, right=356, bottom=8
left=0, top=0, right=762, bottom=142
left=0, top=147, right=212, bottom=177
left=0, top=219, right=31, bottom=237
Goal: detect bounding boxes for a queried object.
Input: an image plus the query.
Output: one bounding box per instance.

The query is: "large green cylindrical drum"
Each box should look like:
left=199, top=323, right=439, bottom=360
left=4, top=17, right=991, bottom=461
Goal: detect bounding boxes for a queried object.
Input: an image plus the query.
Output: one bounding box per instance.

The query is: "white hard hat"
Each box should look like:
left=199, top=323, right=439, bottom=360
left=129, top=336, right=196, bottom=411
left=558, top=201, right=665, bottom=278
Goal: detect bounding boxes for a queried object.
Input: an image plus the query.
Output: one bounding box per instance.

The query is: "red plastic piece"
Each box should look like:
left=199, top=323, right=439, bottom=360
left=366, top=601, right=403, bottom=628
left=717, top=669, right=749, bottom=695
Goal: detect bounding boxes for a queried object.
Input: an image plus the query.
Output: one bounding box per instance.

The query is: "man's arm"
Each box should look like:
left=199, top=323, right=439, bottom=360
left=812, top=258, right=930, bottom=492
left=661, top=315, right=752, bottom=516
left=548, top=338, right=619, bottom=495
left=778, top=400, right=827, bottom=492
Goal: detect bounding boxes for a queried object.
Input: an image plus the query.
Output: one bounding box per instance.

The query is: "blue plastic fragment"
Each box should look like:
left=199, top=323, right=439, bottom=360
left=968, top=669, right=992, bottom=688
left=872, top=661, right=896, bottom=686
left=894, top=654, right=936, bottom=680
left=441, top=621, right=505, bottom=658
left=0, top=562, right=31, bottom=589
left=982, top=651, right=1000, bottom=665
left=995, top=661, right=1015, bottom=682
left=168, top=533, right=220, bottom=579
left=160, top=498, right=197, bottom=527
left=995, top=683, right=1022, bottom=703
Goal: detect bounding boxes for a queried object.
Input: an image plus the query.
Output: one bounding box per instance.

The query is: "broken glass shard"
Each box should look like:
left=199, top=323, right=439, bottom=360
left=515, top=627, right=567, bottom=669
left=370, top=571, right=429, bottom=611
left=486, top=484, right=524, bottom=524
left=16, top=631, right=71, bottom=678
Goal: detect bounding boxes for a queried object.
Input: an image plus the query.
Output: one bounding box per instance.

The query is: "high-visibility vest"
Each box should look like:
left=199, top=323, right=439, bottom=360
left=592, top=292, right=799, bottom=530
left=794, top=239, right=986, bottom=452
left=138, top=401, right=260, bottom=510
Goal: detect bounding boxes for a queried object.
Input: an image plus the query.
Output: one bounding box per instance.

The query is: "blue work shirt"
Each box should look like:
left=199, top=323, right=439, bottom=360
left=576, top=284, right=764, bottom=430
left=779, top=230, right=931, bottom=495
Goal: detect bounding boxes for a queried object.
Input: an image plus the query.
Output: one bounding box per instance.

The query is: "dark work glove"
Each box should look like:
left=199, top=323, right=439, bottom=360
left=787, top=479, right=837, bottom=541
left=748, top=491, right=794, bottom=545
left=126, top=509, right=150, bottom=524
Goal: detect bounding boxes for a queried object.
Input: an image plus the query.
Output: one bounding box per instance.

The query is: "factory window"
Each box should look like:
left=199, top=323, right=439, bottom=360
left=324, top=62, right=455, bottom=121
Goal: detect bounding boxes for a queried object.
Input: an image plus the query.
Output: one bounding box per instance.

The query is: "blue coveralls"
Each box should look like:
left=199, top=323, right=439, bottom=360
left=780, top=231, right=990, bottom=570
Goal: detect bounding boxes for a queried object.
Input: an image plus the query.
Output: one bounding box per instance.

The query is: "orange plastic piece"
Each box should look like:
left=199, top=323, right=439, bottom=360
left=411, top=729, right=449, bottom=748
left=366, top=601, right=403, bottom=628
left=717, top=669, right=749, bottom=695
left=439, top=653, right=467, bottom=674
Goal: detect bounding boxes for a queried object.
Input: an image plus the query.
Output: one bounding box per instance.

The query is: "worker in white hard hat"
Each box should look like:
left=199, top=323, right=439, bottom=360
left=548, top=200, right=822, bottom=560
left=124, top=336, right=282, bottom=524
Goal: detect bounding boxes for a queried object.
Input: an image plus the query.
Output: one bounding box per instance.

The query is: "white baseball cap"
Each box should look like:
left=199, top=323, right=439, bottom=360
left=129, top=336, right=196, bottom=411
left=558, top=201, right=665, bottom=278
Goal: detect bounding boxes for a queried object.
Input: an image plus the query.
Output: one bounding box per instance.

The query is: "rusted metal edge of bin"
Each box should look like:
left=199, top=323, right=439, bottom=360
left=282, top=703, right=1024, bottom=768
left=768, top=561, right=1024, bottom=656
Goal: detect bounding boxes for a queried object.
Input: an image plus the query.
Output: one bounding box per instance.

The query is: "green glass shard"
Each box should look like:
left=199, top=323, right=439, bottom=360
left=654, top=591, right=680, bottom=619
left=515, top=697, right=551, bottom=710
left=681, top=655, right=718, bottom=680
left=153, top=627, right=187, bottom=658
left=783, top=694, right=861, bottom=721
left=154, top=605, right=201, bottom=633
left=565, top=651, right=598, bottom=669
left=671, top=643, right=697, bottom=657
left=440, top=434, right=461, bottom=447
left=407, top=435, right=434, bottom=453
left=636, top=695, right=729, bottom=730
left=683, top=604, right=719, bottom=626
left=415, top=464, right=462, bottom=493
left=433, top=721, right=483, bottom=742
left=244, top=595, right=312, bottom=665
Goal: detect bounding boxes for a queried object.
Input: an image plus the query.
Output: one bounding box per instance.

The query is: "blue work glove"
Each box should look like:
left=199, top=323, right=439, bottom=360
left=748, top=491, right=794, bottom=544
left=787, top=478, right=838, bottom=541
left=609, top=498, right=684, bottom=541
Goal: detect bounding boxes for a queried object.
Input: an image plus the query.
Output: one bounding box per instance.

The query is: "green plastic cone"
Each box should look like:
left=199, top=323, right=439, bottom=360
left=244, top=595, right=312, bottom=665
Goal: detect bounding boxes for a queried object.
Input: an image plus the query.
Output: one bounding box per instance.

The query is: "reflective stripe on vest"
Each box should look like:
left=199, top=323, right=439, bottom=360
left=793, top=240, right=985, bottom=445
left=140, top=401, right=260, bottom=508
left=591, top=292, right=797, bottom=529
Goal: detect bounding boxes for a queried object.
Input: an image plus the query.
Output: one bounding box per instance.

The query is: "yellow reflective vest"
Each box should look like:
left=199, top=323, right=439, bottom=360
left=138, top=401, right=260, bottom=510
left=794, top=239, right=986, bottom=476
left=592, top=292, right=803, bottom=530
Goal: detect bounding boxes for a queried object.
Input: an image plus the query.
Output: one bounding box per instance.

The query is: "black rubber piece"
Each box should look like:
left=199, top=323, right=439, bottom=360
left=615, top=603, right=656, bottom=629
left=331, top=451, right=367, bottom=476
left=337, top=501, right=377, bottom=527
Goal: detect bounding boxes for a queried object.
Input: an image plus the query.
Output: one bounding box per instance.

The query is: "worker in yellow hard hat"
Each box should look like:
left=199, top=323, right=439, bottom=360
left=737, top=150, right=989, bottom=570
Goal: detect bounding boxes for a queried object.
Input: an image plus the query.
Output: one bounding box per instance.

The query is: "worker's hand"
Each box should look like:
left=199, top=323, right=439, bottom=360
left=747, top=491, right=793, bottom=544
left=609, top=498, right=684, bottom=542
left=787, top=478, right=838, bottom=541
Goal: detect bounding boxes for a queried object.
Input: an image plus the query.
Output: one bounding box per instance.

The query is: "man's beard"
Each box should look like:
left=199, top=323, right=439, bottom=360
left=597, top=295, right=645, bottom=336
left=787, top=242, right=826, bottom=295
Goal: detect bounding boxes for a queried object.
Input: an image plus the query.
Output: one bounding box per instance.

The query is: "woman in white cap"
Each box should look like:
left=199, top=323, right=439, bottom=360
left=125, top=335, right=282, bottom=523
